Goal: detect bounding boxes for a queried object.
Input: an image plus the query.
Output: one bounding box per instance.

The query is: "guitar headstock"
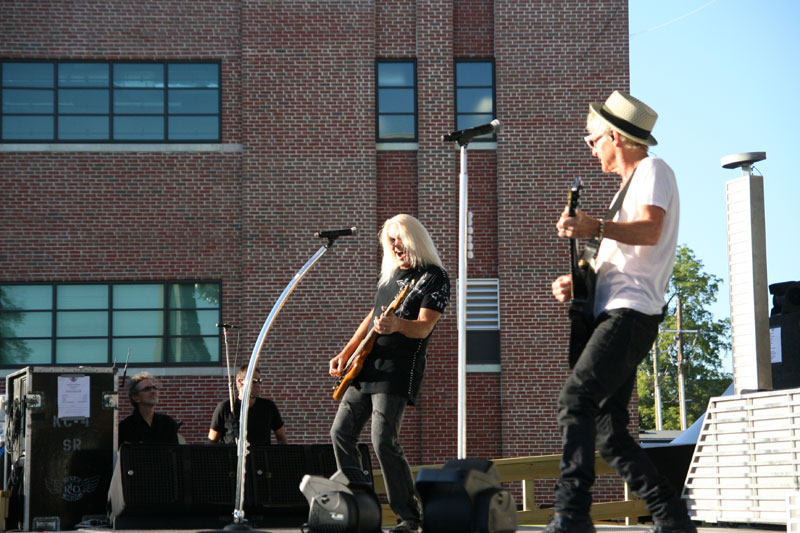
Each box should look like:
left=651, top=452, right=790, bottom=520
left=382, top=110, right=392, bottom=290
left=568, top=176, right=582, bottom=217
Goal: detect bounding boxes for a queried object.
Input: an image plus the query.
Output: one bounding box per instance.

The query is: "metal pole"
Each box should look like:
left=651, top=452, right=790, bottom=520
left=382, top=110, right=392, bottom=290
left=653, top=339, right=663, bottom=431
left=232, top=244, right=333, bottom=527
left=457, top=143, right=468, bottom=459
left=676, top=297, right=687, bottom=430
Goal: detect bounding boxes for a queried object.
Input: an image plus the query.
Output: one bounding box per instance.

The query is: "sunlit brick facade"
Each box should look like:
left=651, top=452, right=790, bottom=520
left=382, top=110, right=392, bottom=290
left=1, top=0, right=631, bottom=505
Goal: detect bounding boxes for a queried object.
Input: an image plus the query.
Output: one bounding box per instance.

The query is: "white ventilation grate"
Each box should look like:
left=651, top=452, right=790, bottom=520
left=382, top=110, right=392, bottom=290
left=457, top=278, right=500, bottom=330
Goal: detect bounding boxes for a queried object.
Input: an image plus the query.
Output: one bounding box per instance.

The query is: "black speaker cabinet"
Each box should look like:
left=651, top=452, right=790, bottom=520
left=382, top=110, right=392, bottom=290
left=3, top=366, right=117, bottom=531
left=108, top=443, right=371, bottom=529
left=770, top=312, right=800, bottom=390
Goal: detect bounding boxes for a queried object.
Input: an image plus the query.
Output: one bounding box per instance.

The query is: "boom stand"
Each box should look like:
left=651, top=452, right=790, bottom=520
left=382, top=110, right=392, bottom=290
left=218, top=237, right=341, bottom=531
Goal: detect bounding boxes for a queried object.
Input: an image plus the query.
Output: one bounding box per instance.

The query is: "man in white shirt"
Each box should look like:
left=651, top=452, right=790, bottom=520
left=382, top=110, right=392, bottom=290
left=548, top=91, right=694, bottom=533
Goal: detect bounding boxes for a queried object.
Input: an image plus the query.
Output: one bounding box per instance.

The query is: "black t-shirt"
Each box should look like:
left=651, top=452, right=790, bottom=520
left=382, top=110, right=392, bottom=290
left=119, top=409, right=179, bottom=445
left=355, top=264, right=450, bottom=404
left=210, top=397, right=284, bottom=445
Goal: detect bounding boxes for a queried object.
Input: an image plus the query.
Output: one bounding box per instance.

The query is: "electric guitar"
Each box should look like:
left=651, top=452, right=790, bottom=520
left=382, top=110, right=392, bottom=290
left=332, top=284, right=411, bottom=400
left=567, top=177, right=597, bottom=368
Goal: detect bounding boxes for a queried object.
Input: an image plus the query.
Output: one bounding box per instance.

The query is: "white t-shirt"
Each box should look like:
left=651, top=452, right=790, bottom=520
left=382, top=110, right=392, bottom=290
left=592, top=157, right=679, bottom=316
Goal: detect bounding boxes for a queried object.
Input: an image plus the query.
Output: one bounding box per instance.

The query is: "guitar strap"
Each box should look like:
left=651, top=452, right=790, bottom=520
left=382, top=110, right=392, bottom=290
left=579, top=174, right=634, bottom=266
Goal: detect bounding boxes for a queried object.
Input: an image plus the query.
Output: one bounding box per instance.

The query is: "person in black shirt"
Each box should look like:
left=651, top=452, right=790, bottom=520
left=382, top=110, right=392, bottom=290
left=119, top=372, right=179, bottom=445
left=208, top=364, right=287, bottom=445
left=329, top=214, right=450, bottom=533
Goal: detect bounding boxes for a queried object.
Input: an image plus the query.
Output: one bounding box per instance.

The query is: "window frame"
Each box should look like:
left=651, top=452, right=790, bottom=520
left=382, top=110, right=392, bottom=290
left=375, top=58, right=418, bottom=143
left=0, top=281, right=223, bottom=368
left=454, top=58, right=497, bottom=143
left=1, top=60, right=222, bottom=143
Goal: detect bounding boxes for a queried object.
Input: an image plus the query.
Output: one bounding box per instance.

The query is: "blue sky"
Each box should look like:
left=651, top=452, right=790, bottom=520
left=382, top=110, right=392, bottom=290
left=629, top=0, right=800, bottom=368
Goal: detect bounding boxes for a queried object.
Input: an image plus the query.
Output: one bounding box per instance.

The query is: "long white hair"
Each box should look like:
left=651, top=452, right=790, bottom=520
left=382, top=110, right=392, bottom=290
left=378, top=214, right=442, bottom=287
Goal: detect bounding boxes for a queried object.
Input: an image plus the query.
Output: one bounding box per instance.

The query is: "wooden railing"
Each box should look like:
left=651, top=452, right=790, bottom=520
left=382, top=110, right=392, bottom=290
left=372, top=453, right=648, bottom=526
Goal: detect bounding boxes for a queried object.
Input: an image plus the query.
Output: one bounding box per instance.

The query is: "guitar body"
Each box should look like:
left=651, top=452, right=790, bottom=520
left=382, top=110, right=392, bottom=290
left=332, top=284, right=411, bottom=400
left=566, top=177, right=597, bottom=368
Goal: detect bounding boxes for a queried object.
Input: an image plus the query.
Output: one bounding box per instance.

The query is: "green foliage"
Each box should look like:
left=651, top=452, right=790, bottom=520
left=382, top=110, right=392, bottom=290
left=637, top=245, right=732, bottom=430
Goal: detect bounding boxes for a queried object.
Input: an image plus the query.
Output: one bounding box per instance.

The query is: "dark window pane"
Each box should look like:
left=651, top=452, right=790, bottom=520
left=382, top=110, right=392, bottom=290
left=2, top=89, right=54, bottom=114
left=1, top=286, right=53, bottom=310
left=59, top=116, right=109, bottom=140
left=113, top=284, right=163, bottom=308
left=467, top=330, right=500, bottom=364
left=2, top=63, right=54, bottom=88
left=378, top=88, right=414, bottom=113
left=58, top=89, right=109, bottom=114
left=113, top=64, right=164, bottom=88
left=168, top=64, right=219, bottom=88
left=114, top=116, right=164, bottom=140
left=168, top=89, right=219, bottom=114
left=169, top=336, right=217, bottom=363
left=112, top=338, right=162, bottom=363
left=168, top=116, right=218, bottom=140
left=457, top=88, right=493, bottom=114
left=56, top=311, right=108, bottom=337
left=377, top=62, right=414, bottom=87
left=456, top=62, right=493, bottom=86
left=113, top=310, right=164, bottom=336
left=378, top=115, right=415, bottom=140
left=0, top=338, right=51, bottom=365
left=169, top=283, right=220, bottom=309
left=2, top=116, right=54, bottom=140
left=58, top=63, right=109, bottom=88
left=57, top=285, right=108, bottom=309
left=0, top=311, right=52, bottom=337
left=457, top=113, right=494, bottom=131
left=56, top=339, right=107, bottom=364
left=113, top=89, right=164, bottom=114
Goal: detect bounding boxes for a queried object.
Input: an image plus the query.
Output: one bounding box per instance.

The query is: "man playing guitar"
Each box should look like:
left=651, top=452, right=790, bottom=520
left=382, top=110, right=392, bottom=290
left=329, top=213, right=450, bottom=533
left=549, top=91, right=693, bottom=533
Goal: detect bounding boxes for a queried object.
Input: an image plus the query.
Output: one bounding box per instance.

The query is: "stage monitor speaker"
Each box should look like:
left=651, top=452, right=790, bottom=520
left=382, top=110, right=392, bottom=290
left=300, top=469, right=381, bottom=533
left=416, top=458, right=517, bottom=533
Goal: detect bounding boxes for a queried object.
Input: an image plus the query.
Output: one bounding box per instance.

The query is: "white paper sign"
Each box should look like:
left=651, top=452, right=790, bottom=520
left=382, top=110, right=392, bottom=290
left=58, top=375, right=90, bottom=419
left=770, top=327, right=782, bottom=364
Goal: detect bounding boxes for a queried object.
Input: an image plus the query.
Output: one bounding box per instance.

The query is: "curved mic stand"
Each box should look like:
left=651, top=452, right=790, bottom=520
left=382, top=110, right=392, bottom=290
left=219, top=237, right=341, bottom=531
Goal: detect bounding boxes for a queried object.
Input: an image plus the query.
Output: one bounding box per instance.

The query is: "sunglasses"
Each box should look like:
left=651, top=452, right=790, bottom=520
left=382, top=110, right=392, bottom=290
left=584, top=132, right=611, bottom=149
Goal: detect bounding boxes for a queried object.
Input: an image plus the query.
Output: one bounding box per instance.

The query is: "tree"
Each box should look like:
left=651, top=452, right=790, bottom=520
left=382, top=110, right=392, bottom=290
left=637, top=245, right=732, bottom=430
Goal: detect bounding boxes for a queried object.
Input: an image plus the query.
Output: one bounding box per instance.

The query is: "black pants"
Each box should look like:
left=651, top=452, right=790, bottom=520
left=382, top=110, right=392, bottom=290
left=330, top=387, right=422, bottom=522
left=554, top=307, right=687, bottom=522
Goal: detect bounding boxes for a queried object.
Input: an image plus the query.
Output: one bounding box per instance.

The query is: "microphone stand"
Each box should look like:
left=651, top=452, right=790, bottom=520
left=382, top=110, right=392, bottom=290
left=455, top=139, right=469, bottom=460
left=212, top=234, right=345, bottom=532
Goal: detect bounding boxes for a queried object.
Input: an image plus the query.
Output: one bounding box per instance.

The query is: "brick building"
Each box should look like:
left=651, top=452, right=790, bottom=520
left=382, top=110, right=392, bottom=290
left=1, top=0, right=630, bottom=505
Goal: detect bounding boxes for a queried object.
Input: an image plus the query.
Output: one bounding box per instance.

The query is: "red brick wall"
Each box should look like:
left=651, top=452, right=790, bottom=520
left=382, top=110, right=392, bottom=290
left=1, top=0, right=636, bottom=507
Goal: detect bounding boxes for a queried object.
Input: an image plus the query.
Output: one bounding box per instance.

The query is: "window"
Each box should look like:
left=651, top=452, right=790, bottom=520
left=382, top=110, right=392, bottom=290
left=459, top=278, right=500, bottom=365
left=455, top=60, right=495, bottom=142
left=376, top=60, right=416, bottom=142
left=0, top=282, right=221, bottom=366
left=1, top=61, right=220, bottom=142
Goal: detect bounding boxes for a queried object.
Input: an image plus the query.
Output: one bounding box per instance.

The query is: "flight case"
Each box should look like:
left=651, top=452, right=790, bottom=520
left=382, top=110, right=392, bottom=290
left=3, top=366, right=117, bottom=530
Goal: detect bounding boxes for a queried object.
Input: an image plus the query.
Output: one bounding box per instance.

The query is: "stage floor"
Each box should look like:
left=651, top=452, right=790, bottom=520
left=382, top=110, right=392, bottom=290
left=65, top=525, right=784, bottom=533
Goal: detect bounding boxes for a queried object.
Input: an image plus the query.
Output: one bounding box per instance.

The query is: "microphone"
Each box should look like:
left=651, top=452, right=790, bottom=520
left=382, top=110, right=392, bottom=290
left=216, top=323, right=239, bottom=329
left=314, top=227, right=358, bottom=239
left=442, top=119, right=502, bottom=143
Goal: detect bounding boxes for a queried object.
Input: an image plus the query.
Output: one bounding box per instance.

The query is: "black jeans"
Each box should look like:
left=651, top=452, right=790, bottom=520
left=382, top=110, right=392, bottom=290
left=554, top=308, right=686, bottom=522
left=330, top=387, right=422, bottom=522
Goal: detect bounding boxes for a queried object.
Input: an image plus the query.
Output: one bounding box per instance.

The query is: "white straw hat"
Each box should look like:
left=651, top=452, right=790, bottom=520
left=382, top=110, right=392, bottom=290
left=589, top=90, right=658, bottom=146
